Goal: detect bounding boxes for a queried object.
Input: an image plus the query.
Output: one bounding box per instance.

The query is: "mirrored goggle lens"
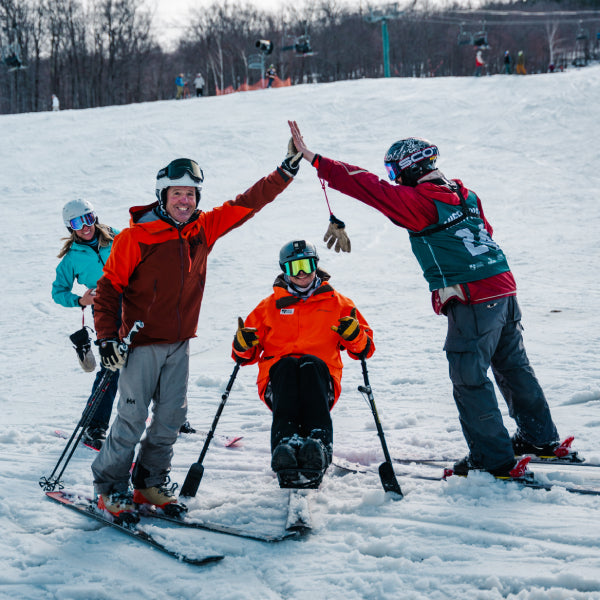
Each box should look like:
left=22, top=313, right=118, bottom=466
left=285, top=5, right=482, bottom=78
left=384, top=162, right=398, bottom=181
left=69, top=212, right=96, bottom=230
left=158, top=159, right=204, bottom=183
left=284, top=258, right=316, bottom=277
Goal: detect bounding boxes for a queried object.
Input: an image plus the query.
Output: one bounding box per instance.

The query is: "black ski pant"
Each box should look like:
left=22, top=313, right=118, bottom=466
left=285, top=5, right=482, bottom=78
left=268, top=355, right=333, bottom=452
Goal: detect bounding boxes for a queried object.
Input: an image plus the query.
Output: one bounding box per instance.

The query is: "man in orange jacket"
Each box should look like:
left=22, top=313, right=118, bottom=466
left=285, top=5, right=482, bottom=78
left=232, top=240, right=375, bottom=487
left=92, top=144, right=301, bottom=520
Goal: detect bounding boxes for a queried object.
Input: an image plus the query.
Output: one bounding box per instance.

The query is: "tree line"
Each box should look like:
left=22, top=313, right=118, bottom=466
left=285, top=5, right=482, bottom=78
left=1, top=0, right=598, bottom=114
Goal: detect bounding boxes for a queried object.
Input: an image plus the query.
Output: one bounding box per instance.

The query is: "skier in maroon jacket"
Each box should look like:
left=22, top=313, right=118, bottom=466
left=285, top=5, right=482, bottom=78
left=288, top=120, right=579, bottom=478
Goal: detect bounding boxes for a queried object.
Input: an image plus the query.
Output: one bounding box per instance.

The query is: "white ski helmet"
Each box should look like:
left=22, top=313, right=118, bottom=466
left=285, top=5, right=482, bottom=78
left=62, top=198, right=96, bottom=230
left=155, top=158, right=204, bottom=208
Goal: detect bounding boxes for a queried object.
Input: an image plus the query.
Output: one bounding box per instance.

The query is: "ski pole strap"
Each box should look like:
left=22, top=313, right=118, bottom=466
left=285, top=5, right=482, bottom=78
left=319, top=177, right=333, bottom=216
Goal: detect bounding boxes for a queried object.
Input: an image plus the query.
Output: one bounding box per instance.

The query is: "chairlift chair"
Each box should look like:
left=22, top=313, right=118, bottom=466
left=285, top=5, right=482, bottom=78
left=575, top=21, right=589, bottom=42
left=295, top=35, right=313, bottom=56
left=1, top=42, right=26, bottom=71
left=457, top=23, right=473, bottom=47
left=473, top=20, right=489, bottom=48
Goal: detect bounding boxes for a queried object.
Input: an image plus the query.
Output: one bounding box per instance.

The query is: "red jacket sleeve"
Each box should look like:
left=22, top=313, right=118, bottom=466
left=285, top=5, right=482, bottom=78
left=316, top=156, right=439, bottom=231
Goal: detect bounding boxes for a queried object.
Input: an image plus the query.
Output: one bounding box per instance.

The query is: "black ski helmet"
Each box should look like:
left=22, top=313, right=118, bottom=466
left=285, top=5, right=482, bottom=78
left=279, top=240, right=319, bottom=272
left=155, top=158, right=204, bottom=209
left=384, top=138, right=439, bottom=186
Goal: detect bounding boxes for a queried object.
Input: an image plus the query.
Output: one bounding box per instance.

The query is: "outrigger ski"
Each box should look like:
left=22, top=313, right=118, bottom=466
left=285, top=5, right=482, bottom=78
left=46, top=490, right=225, bottom=565
left=140, top=505, right=299, bottom=543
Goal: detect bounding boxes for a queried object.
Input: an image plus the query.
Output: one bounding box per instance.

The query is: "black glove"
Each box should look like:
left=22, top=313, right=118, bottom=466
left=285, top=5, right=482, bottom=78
left=97, top=338, right=127, bottom=371
left=324, top=213, right=351, bottom=253
left=233, top=317, right=259, bottom=352
left=280, top=138, right=303, bottom=177
left=331, top=308, right=361, bottom=341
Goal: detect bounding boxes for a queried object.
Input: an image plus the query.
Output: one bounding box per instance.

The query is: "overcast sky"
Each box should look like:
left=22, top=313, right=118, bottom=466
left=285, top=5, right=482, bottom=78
left=148, top=0, right=458, bottom=48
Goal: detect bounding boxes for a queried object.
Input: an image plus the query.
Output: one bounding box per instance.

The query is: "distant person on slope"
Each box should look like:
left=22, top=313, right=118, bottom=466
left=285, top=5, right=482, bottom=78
left=266, top=64, right=277, bottom=88
left=232, top=240, right=375, bottom=488
left=175, top=73, right=184, bottom=99
left=194, top=72, right=205, bottom=97
left=288, top=120, right=580, bottom=480
left=474, top=50, right=485, bottom=76
left=503, top=50, right=512, bottom=74
left=52, top=199, right=119, bottom=450
left=91, top=143, right=302, bottom=521
left=516, top=51, right=527, bottom=75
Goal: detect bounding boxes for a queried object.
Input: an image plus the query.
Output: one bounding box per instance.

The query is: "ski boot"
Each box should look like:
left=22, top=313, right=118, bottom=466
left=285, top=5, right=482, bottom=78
left=97, top=489, right=139, bottom=525
left=133, top=476, right=187, bottom=518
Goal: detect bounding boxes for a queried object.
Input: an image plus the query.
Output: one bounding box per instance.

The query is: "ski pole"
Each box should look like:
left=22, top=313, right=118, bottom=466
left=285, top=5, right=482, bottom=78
left=180, top=359, right=242, bottom=498
left=39, top=321, right=144, bottom=492
left=358, top=356, right=403, bottom=498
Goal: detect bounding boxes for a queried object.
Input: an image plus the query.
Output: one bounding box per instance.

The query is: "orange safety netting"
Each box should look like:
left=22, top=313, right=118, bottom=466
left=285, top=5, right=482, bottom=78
left=216, top=76, right=291, bottom=95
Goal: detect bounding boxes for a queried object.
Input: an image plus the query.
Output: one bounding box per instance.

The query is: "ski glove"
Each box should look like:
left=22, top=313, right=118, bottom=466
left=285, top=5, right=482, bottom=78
left=331, top=308, right=361, bottom=341
left=69, top=326, right=96, bottom=373
left=233, top=317, right=259, bottom=352
left=98, top=339, right=127, bottom=371
left=324, top=213, right=351, bottom=253
left=279, top=138, right=303, bottom=178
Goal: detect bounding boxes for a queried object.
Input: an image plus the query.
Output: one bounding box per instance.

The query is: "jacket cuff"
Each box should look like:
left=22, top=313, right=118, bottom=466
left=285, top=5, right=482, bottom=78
left=276, top=166, right=293, bottom=182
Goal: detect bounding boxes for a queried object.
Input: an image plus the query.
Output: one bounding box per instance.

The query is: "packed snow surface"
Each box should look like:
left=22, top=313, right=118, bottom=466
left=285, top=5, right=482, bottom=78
left=1, top=66, right=600, bottom=599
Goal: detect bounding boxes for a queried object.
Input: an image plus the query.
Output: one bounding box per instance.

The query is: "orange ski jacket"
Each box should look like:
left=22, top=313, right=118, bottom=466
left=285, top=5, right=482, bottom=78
left=94, top=169, right=291, bottom=347
left=232, top=271, right=375, bottom=406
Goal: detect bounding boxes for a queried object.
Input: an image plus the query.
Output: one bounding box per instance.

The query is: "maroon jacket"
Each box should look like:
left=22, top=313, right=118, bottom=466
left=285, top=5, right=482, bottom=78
left=314, top=155, right=516, bottom=314
left=94, top=169, right=291, bottom=346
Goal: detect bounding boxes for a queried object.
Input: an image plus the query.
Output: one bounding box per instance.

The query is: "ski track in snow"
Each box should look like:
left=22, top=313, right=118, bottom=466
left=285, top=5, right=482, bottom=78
left=1, top=66, right=600, bottom=599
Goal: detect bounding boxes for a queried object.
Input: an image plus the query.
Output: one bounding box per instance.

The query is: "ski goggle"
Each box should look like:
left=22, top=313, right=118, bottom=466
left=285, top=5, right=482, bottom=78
left=69, top=212, right=96, bottom=230
left=384, top=162, right=400, bottom=181
left=283, top=257, right=317, bottom=277
left=157, top=159, right=204, bottom=183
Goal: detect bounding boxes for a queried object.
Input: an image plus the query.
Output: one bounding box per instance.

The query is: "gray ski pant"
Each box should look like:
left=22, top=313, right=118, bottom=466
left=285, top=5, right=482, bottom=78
left=92, top=341, right=189, bottom=495
left=444, top=296, right=558, bottom=471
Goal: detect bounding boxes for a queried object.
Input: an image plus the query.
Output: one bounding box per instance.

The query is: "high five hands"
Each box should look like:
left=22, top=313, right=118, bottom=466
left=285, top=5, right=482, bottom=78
left=288, top=120, right=351, bottom=253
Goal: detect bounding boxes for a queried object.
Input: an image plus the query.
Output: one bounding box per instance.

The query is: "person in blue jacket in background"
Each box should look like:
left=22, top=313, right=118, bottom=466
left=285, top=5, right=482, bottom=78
left=52, top=199, right=120, bottom=449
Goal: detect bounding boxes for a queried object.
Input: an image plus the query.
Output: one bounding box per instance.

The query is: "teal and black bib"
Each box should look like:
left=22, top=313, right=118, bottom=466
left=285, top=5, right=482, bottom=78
left=409, top=190, right=510, bottom=291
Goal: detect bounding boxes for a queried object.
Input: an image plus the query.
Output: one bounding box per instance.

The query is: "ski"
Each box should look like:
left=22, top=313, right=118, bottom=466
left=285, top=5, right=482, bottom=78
left=55, top=428, right=243, bottom=449
left=46, top=490, right=225, bottom=565
left=187, top=430, right=243, bottom=448
left=139, top=506, right=299, bottom=543
left=393, top=457, right=600, bottom=468
left=334, top=458, right=600, bottom=496
left=285, top=489, right=312, bottom=534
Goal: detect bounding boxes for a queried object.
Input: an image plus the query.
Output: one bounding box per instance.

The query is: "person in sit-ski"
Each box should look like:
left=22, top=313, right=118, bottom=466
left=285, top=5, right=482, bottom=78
left=232, top=240, right=375, bottom=488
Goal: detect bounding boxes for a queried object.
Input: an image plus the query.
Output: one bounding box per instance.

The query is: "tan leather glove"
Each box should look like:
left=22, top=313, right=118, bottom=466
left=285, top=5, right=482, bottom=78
left=324, top=214, right=351, bottom=253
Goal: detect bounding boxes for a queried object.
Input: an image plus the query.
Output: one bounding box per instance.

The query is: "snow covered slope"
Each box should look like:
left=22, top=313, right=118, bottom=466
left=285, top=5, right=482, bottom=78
left=1, top=66, right=600, bottom=599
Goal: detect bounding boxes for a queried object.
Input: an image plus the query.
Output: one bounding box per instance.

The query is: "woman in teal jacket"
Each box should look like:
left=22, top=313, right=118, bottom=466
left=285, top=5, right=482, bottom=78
left=52, top=199, right=119, bottom=449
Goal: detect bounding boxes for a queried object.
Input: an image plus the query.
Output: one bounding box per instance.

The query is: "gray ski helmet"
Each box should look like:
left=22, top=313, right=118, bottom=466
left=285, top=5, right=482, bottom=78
left=384, top=138, right=439, bottom=186
left=155, top=158, right=204, bottom=208
left=62, top=198, right=96, bottom=230
left=279, top=240, right=319, bottom=272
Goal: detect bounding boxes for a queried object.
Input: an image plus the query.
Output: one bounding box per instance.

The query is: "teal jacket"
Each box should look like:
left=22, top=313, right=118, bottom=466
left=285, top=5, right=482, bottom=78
left=52, top=230, right=118, bottom=308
